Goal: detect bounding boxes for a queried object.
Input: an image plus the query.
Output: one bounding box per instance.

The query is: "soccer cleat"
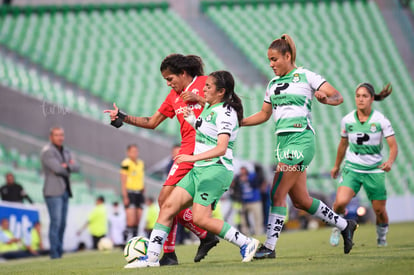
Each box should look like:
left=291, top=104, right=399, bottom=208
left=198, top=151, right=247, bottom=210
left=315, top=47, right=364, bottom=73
left=377, top=239, right=388, bottom=247
left=194, top=232, right=220, bottom=262
left=341, top=219, right=358, bottom=254
left=253, top=244, right=276, bottom=259
left=240, top=238, right=260, bottom=262
left=124, top=256, right=160, bottom=268
left=330, top=227, right=341, bottom=247
left=159, top=251, right=178, bottom=266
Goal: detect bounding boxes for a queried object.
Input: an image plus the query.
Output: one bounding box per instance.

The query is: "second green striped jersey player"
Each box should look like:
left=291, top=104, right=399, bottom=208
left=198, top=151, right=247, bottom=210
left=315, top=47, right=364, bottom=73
left=341, top=109, right=394, bottom=173
left=330, top=82, right=397, bottom=248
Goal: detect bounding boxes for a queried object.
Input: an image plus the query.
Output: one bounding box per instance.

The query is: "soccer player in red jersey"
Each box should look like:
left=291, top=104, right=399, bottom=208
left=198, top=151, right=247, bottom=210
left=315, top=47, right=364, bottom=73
left=104, top=54, right=219, bottom=265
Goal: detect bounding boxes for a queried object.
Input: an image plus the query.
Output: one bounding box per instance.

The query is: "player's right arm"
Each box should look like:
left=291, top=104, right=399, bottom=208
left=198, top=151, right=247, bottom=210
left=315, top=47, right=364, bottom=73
left=241, top=102, right=272, bottom=126
left=331, top=137, right=349, bottom=179
left=104, top=103, right=167, bottom=129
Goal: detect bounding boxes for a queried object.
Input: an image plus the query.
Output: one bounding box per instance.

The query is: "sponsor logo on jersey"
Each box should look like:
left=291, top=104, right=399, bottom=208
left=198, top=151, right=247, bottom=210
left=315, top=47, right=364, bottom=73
left=292, top=73, right=300, bottom=83
left=205, top=112, right=214, bottom=122
left=175, top=104, right=202, bottom=115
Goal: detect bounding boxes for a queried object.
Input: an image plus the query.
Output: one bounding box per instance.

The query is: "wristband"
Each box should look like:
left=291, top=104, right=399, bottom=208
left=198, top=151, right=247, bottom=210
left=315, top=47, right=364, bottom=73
left=110, top=109, right=127, bottom=128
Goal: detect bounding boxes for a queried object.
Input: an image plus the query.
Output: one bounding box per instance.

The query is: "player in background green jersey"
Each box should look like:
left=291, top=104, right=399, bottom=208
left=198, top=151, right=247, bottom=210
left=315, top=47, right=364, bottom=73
left=242, top=34, right=357, bottom=258
left=330, top=83, right=398, bottom=248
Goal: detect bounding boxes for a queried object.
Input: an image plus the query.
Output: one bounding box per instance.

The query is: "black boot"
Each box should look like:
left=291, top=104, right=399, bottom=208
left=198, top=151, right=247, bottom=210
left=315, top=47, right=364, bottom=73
left=159, top=251, right=178, bottom=266
left=194, top=232, right=220, bottom=262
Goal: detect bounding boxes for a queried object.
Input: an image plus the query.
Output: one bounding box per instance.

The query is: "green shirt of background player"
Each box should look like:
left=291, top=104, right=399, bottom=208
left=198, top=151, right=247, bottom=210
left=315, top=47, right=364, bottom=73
left=242, top=34, right=357, bottom=258
left=329, top=83, right=398, bottom=248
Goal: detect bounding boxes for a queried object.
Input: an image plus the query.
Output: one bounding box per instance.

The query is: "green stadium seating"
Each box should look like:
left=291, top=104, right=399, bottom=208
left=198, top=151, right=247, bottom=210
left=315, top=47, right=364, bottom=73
left=0, top=4, right=227, bottom=137
left=0, top=2, right=412, bottom=197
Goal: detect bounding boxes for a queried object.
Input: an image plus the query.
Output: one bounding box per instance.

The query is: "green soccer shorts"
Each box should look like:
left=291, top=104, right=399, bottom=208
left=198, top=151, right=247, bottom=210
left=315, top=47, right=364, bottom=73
left=275, top=129, right=315, bottom=171
left=177, top=164, right=233, bottom=209
left=339, top=168, right=387, bottom=201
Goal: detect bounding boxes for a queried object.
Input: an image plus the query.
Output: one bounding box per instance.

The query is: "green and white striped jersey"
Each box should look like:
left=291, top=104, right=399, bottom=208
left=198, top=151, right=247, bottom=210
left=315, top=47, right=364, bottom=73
left=341, top=110, right=394, bottom=173
left=264, top=67, right=326, bottom=134
left=193, top=102, right=239, bottom=171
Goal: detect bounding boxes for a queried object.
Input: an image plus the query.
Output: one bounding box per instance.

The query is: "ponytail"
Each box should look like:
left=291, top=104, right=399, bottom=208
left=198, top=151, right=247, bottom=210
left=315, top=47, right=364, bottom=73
left=357, top=82, right=392, bottom=101
left=225, top=92, right=244, bottom=126
left=269, top=33, right=296, bottom=65
left=209, top=71, right=244, bottom=125
left=160, top=53, right=204, bottom=77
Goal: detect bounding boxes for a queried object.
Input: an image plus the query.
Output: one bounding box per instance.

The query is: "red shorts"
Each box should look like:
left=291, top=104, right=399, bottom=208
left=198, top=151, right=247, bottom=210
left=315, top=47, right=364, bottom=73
left=164, top=161, right=194, bottom=186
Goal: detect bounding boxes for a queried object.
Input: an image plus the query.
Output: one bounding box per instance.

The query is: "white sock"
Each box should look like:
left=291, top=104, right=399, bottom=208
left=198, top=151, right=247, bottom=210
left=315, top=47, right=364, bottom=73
left=223, top=226, right=248, bottom=247
left=376, top=224, right=389, bottom=241
left=264, top=213, right=285, bottom=251
left=312, top=200, right=347, bottom=231
left=147, top=224, right=170, bottom=262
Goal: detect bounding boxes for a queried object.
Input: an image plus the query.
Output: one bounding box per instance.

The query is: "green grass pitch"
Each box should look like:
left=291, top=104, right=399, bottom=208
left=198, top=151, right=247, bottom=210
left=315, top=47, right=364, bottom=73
left=2, top=222, right=414, bottom=274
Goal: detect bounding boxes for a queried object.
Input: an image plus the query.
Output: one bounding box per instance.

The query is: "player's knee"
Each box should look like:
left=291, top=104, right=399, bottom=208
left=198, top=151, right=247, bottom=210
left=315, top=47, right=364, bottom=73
left=192, top=213, right=206, bottom=228
left=373, top=206, right=386, bottom=217
left=161, top=200, right=176, bottom=215
left=192, top=213, right=202, bottom=225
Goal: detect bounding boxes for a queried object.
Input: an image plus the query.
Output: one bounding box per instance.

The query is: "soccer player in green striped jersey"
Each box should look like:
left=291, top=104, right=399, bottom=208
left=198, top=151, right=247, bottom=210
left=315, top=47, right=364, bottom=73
left=242, top=34, right=357, bottom=258
left=125, top=71, right=259, bottom=268
left=330, top=83, right=398, bottom=248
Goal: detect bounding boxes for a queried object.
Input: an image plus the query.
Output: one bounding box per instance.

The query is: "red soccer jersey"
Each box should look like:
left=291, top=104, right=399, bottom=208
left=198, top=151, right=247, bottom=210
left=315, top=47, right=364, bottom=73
left=158, top=75, right=207, bottom=155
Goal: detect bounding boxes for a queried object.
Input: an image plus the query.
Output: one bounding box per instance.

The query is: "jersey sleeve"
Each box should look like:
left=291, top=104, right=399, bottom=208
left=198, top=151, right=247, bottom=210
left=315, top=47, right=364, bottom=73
left=217, top=107, right=238, bottom=135
left=158, top=92, right=175, bottom=119
left=381, top=116, right=395, bottom=137
left=340, top=117, right=348, bottom=138
left=120, top=159, right=129, bottom=175
left=306, top=70, right=326, bottom=92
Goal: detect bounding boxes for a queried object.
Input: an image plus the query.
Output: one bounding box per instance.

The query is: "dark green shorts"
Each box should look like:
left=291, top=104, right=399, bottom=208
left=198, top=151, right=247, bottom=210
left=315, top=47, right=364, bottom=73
left=177, top=164, right=233, bottom=209
left=275, top=130, right=315, bottom=171
left=339, top=168, right=386, bottom=201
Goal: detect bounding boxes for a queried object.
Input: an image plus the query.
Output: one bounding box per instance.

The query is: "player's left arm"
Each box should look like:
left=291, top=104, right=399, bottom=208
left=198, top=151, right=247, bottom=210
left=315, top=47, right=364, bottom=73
left=314, top=82, right=343, bottom=106
left=174, top=134, right=229, bottom=163
left=378, top=135, right=398, bottom=172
